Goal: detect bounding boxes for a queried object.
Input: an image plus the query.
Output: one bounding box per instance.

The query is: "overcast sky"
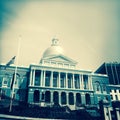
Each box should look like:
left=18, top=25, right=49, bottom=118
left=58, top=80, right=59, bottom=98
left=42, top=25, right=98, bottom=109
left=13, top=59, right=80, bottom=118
left=0, top=0, right=120, bottom=71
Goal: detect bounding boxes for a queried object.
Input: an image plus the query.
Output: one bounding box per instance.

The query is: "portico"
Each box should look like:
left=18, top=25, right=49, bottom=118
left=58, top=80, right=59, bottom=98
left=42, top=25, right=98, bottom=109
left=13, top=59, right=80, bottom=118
left=29, top=66, right=93, bottom=91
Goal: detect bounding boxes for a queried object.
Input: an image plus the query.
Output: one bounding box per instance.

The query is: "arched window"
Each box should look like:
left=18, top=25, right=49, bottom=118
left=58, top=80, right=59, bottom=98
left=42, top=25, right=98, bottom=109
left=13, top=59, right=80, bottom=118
left=94, top=81, right=101, bottom=93
left=33, top=90, right=40, bottom=103
left=76, top=93, right=81, bottom=106
left=45, top=91, right=51, bottom=103
left=102, top=84, right=106, bottom=92
left=61, top=92, right=66, bottom=105
left=69, top=92, right=74, bottom=105
left=53, top=91, right=59, bottom=105
left=85, top=93, right=91, bottom=105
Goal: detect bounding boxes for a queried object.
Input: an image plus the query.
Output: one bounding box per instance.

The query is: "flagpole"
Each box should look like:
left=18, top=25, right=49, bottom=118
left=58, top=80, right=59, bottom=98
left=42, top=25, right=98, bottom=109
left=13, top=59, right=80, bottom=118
left=9, top=35, right=21, bottom=112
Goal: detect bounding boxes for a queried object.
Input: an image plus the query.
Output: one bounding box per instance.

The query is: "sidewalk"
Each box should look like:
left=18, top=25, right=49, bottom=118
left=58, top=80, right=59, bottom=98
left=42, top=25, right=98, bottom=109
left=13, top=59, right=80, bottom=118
left=0, top=114, right=54, bottom=120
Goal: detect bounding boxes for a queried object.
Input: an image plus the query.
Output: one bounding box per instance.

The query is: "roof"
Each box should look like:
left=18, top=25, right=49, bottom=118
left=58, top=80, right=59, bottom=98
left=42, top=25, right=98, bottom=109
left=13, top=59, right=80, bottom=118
left=42, top=38, right=65, bottom=58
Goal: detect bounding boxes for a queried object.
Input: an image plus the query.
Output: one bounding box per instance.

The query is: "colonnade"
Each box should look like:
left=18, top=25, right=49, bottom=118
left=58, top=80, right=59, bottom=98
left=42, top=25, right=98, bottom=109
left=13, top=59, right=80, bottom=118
left=32, top=90, right=92, bottom=106
left=29, top=69, right=93, bottom=90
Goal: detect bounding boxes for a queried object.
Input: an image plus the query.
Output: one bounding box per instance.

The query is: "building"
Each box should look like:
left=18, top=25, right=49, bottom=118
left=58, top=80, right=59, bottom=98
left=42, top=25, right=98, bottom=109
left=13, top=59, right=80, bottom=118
left=0, top=39, right=110, bottom=110
left=95, top=62, right=120, bottom=101
left=95, top=62, right=120, bottom=85
left=95, top=62, right=120, bottom=120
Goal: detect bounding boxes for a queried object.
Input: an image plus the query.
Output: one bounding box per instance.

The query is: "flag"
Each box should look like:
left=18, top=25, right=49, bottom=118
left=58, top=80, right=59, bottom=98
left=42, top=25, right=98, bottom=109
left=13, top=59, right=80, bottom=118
left=10, top=72, right=20, bottom=90
left=6, top=56, right=16, bottom=67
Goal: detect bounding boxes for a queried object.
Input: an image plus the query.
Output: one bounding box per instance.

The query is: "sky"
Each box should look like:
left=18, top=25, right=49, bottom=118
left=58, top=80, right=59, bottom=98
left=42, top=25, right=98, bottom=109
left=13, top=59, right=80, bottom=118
left=0, top=0, right=120, bottom=71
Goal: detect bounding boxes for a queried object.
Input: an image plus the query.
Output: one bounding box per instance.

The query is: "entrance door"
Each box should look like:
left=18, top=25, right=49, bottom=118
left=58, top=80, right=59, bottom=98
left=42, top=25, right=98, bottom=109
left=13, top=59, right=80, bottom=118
left=53, top=91, right=59, bottom=105
left=33, top=90, right=39, bottom=103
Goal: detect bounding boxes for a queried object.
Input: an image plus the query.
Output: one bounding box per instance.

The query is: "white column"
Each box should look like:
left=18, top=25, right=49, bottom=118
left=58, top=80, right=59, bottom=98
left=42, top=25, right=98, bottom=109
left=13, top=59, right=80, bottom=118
left=40, top=92, right=42, bottom=101
left=66, top=73, right=68, bottom=88
left=89, top=75, right=93, bottom=90
left=58, top=72, right=60, bottom=88
left=57, top=73, right=59, bottom=88
left=81, top=74, right=84, bottom=90
left=66, top=93, right=69, bottom=105
left=59, top=92, right=61, bottom=105
left=81, top=93, right=85, bottom=104
left=50, top=71, right=53, bottom=87
left=32, top=69, right=35, bottom=86
left=30, top=70, right=33, bottom=86
left=79, top=74, right=82, bottom=89
left=116, top=108, right=120, bottom=120
left=43, top=70, right=46, bottom=87
left=88, top=75, right=91, bottom=90
left=72, top=73, right=75, bottom=89
left=74, top=93, right=76, bottom=106
left=51, top=92, right=53, bottom=104
left=40, top=70, right=43, bottom=87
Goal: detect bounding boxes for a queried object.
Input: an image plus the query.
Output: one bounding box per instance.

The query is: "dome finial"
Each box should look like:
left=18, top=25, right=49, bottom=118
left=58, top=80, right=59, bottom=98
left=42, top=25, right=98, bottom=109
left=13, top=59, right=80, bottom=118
left=52, top=38, right=59, bottom=46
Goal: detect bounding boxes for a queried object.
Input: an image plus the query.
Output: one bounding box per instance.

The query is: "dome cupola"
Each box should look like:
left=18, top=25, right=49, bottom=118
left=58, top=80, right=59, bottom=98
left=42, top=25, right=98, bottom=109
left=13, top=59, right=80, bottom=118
left=42, top=38, right=64, bottom=58
left=40, top=38, right=77, bottom=69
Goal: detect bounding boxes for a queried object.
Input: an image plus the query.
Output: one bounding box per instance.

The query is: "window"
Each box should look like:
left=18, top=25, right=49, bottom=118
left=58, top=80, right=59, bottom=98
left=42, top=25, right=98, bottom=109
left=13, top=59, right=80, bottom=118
left=85, top=93, right=91, bottom=105
left=33, top=90, right=40, bottom=103
left=69, top=93, right=74, bottom=105
left=75, top=75, right=80, bottom=89
left=61, top=92, right=66, bottom=105
left=45, top=91, right=51, bottom=103
left=94, top=81, right=101, bottom=93
left=2, top=77, right=8, bottom=87
left=102, top=84, right=106, bottom=92
left=53, top=91, right=59, bottom=104
left=115, top=95, right=118, bottom=100
left=60, top=78, right=64, bottom=88
left=68, top=74, right=72, bottom=88
left=110, top=95, right=113, bottom=100
left=53, top=77, right=57, bottom=87
left=68, top=78, right=72, bottom=88
left=76, top=93, right=81, bottom=106
left=45, top=77, right=50, bottom=87
left=83, top=75, right=88, bottom=89
left=35, top=77, right=40, bottom=86
left=53, top=73, right=58, bottom=87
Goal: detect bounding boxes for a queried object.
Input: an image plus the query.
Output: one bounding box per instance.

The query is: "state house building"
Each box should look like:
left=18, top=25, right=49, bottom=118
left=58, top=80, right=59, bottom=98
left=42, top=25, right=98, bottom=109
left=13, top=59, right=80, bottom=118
left=0, top=39, right=110, bottom=110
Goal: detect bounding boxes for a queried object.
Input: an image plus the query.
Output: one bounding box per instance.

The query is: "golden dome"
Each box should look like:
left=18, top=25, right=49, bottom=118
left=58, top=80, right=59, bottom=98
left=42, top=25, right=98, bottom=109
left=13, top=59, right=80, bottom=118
left=42, top=38, right=64, bottom=58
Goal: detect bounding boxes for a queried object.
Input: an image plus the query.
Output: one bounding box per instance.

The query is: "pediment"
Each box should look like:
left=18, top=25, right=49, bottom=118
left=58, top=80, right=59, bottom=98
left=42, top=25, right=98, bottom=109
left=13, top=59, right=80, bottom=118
left=42, top=55, right=77, bottom=64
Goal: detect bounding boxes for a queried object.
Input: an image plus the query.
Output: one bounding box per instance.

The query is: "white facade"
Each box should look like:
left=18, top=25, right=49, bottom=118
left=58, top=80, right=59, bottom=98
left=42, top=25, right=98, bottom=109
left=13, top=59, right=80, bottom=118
left=27, top=39, right=109, bottom=110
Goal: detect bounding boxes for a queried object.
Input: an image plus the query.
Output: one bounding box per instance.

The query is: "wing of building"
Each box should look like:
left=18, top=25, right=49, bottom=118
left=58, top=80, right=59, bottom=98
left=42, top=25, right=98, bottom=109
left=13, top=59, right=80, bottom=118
left=0, top=38, right=110, bottom=110
left=95, top=62, right=120, bottom=101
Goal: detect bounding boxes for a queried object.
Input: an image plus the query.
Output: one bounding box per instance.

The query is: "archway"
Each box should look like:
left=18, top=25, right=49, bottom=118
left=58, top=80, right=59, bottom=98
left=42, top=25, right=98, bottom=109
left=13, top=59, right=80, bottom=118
left=45, top=91, right=51, bottom=103
left=85, top=93, right=91, bottom=105
left=61, top=92, right=66, bottom=105
left=33, top=90, right=40, bottom=103
left=69, top=92, right=74, bottom=105
left=76, top=93, right=81, bottom=106
left=53, top=91, right=59, bottom=105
